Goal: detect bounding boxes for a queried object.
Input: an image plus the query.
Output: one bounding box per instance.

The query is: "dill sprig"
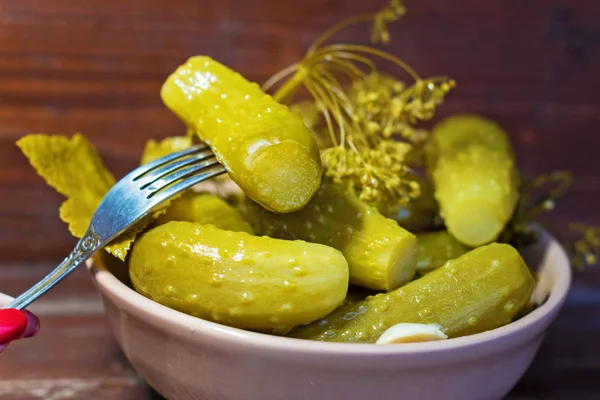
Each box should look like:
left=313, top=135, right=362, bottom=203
left=262, top=0, right=454, bottom=207
left=569, top=223, right=600, bottom=271
left=501, top=170, right=600, bottom=270
left=501, top=171, right=573, bottom=249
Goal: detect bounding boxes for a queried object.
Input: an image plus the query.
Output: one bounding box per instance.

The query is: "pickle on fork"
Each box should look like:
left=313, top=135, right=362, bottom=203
left=161, top=56, right=323, bottom=213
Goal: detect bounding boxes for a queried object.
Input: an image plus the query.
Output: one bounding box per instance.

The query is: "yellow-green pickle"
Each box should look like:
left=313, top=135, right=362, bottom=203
left=426, top=115, right=519, bottom=247
left=161, top=56, right=323, bottom=213
left=416, top=231, right=470, bottom=272
left=375, top=177, right=441, bottom=233
left=129, top=221, right=349, bottom=330
left=243, top=182, right=418, bottom=291
left=288, top=243, right=535, bottom=343
left=156, top=192, right=254, bottom=234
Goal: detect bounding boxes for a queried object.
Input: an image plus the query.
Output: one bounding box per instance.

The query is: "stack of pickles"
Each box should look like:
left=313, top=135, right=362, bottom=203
left=18, top=56, right=535, bottom=344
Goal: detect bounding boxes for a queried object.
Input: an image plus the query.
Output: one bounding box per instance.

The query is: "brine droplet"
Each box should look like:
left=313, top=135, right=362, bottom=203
left=504, top=301, right=515, bottom=312
left=240, top=292, right=254, bottom=304
left=419, top=308, right=432, bottom=318
left=375, top=304, right=390, bottom=313
left=342, top=312, right=359, bottom=321
left=468, top=316, right=478, bottom=326
left=211, top=273, right=225, bottom=287
left=292, top=266, right=307, bottom=277
left=323, top=329, right=336, bottom=339
left=283, top=280, right=297, bottom=292
left=280, top=303, right=293, bottom=312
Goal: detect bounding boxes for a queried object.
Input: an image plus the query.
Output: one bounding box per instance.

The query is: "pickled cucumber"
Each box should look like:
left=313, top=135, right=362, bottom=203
left=426, top=115, right=519, bottom=246
left=374, top=177, right=440, bottom=233
left=416, top=231, right=470, bottom=272
left=129, top=221, right=349, bottom=330
left=288, top=243, right=535, bottom=342
left=156, top=192, right=254, bottom=234
left=161, top=56, right=323, bottom=213
left=243, top=182, right=418, bottom=291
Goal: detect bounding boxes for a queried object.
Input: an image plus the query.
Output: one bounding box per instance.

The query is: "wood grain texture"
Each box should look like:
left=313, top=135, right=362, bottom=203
left=0, top=0, right=599, bottom=261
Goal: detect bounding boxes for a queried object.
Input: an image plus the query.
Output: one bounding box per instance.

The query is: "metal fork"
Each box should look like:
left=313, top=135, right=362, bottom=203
left=3, top=143, right=226, bottom=310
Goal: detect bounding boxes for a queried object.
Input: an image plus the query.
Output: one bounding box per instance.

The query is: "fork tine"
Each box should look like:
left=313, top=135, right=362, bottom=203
left=143, top=156, right=219, bottom=194
left=149, top=164, right=227, bottom=206
left=132, top=143, right=208, bottom=180
left=137, top=148, right=215, bottom=188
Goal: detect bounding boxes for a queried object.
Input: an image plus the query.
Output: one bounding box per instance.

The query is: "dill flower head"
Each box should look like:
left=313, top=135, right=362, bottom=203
left=262, top=0, right=454, bottom=207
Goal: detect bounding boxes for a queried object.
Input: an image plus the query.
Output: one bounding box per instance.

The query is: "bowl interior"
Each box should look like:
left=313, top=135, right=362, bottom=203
left=89, top=229, right=572, bottom=354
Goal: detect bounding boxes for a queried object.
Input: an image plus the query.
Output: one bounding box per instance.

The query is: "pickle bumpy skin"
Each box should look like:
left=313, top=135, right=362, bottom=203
left=288, top=243, right=535, bottom=343
left=375, top=177, right=440, bottom=233
left=426, top=114, right=519, bottom=247
left=243, top=182, right=418, bottom=292
left=161, top=56, right=323, bottom=213
left=129, top=222, right=349, bottom=330
left=416, top=231, right=470, bottom=272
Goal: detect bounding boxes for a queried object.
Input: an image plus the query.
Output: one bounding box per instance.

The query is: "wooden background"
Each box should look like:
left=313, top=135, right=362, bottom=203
left=0, top=0, right=599, bottom=399
left=0, top=0, right=599, bottom=262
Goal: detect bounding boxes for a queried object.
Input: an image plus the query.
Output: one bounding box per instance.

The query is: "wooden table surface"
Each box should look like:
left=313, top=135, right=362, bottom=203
left=0, top=0, right=599, bottom=399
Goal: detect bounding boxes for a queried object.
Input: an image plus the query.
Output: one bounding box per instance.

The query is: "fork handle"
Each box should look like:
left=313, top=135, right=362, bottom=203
left=2, top=229, right=102, bottom=310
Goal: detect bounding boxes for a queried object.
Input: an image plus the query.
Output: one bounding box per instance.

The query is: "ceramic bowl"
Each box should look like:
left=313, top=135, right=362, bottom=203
left=88, top=230, right=571, bottom=400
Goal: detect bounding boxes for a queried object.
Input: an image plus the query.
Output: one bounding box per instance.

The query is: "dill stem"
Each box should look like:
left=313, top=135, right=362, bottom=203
left=307, top=14, right=375, bottom=55
left=273, top=67, right=309, bottom=103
